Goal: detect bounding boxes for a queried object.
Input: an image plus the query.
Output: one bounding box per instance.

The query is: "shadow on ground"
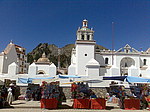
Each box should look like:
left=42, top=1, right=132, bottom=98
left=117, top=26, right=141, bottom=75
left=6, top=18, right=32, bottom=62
left=58, top=104, right=73, bottom=109
left=11, top=102, right=26, bottom=105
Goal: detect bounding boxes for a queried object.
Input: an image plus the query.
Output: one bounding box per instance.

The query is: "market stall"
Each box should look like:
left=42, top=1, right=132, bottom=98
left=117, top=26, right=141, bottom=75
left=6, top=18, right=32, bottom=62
left=40, top=81, right=60, bottom=109
left=70, top=81, right=106, bottom=109
left=103, top=76, right=150, bottom=110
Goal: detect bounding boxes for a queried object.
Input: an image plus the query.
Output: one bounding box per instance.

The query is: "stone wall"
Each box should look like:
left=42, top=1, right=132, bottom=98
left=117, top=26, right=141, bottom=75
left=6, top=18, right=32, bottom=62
left=61, top=87, right=108, bottom=99
left=19, top=86, right=108, bottom=99
left=19, top=86, right=131, bottom=100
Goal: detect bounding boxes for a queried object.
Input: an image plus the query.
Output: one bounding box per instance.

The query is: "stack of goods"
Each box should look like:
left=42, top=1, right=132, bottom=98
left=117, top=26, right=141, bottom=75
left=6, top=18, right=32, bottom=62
left=41, top=81, right=60, bottom=100
left=71, top=82, right=97, bottom=99
left=40, top=81, right=60, bottom=109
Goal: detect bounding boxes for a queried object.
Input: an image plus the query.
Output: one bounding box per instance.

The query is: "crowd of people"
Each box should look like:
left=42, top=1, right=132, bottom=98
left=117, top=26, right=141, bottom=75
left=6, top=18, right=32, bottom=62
left=0, top=83, right=20, bottom=108
left=107, top=84, right=150, bottom=109
left=71, top=82, right=97, bottom=99
left=25, top=81, right=62, bottom=102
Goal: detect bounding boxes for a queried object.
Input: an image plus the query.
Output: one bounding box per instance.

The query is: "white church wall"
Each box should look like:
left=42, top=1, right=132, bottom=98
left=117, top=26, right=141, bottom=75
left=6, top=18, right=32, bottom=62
left=28, top=63, right=37, bottom=77
left=71, top=52, right=76, bottom=64
left=37, top=65, right=50, bottom=74
left=86, top=67, right=99, bottom=78
left=99, top=67, right=109, bottom=76
left=128, top=65, right=139, bottom=77
left=0, top=56, right=4, bottom=74
left=110, top=66, right=120, bottom=76
left=141, top=67, right=150, bottom=78
left=3, top=45, right=18, bottom=74
left=95, top=54, right=105, bottom=66
left=49, top=63, right=56, bottom=77
left=76, top=43, right=95, bottom=76
left=68, top=64, right=76, bottom=75
left=8, top=62, right=18, bottom=76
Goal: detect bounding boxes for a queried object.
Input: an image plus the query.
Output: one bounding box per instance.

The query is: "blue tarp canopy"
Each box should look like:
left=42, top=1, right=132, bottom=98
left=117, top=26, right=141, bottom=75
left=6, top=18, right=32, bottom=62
left=18, top=77, right=54, bottom=84
left=103, top=76, right=150, bottom=83
left=18, top=78, right=32, bottom=84
left=29, top=77, right=54, bottom=80
left=58, top=75, right=81, bottom=78
left=126, top=76, right=149, bottom=83
left=103, top=76, right=127, bottom=81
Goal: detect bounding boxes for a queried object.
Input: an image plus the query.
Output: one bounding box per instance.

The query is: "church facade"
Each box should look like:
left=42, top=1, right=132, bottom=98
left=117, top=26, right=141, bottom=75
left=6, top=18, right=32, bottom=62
left=68, top=20, right=150, bottom=79
left=0, top=41, right=28, bottom=74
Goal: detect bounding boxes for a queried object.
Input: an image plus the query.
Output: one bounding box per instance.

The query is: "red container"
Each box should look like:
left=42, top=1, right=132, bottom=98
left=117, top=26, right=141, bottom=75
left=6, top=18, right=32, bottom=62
left=90, top=98, right=106, bottom=109
left=124, top=99, right=140, bottom=110
left=40, top=98, right=58, bottom=109
left=73, top=99, right=90, bottom=109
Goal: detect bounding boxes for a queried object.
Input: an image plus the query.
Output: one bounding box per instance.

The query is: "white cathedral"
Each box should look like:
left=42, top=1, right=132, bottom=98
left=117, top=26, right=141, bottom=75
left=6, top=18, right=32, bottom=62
left=1, top=19, right=150, bottom=86
left=68, top=19, right=150, bottom=79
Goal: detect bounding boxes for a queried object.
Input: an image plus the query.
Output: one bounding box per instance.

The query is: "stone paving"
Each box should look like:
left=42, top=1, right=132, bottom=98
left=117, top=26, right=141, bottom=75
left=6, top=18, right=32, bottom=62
left=0, top=100, right=149, bottom=112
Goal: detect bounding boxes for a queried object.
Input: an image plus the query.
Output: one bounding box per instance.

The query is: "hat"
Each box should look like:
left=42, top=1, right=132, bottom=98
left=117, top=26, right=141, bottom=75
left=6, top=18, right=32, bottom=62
left=9, top=83, right=14, bottom=86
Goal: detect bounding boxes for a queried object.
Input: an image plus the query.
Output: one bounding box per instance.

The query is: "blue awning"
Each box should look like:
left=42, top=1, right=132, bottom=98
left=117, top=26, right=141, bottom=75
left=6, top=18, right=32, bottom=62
left=126, top=76, right=149, bottom=83
left=18, top=77, right=54, bottom=84
left=59, top=75, right=81, bottom=78
left=18, top=78, right=32, bottom=84
left=103, top=76, right=150, bottom=83
left=29, top=77, right=54, bottom=80
left=103, top=76, right=127, bottom=81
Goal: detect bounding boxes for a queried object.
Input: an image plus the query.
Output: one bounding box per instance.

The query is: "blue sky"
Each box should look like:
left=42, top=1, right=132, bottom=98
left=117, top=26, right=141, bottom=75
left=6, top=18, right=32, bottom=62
left=0, top=0, right=150, bottom=53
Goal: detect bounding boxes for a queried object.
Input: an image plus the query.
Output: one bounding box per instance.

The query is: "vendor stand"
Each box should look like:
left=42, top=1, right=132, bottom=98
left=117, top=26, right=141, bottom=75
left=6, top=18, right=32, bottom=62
left=70, top=81, right=106, bottom=109
left=40, top=81, right=60, bottom=109
left=103, top=76, right=150, bottom=110
left=124, top=98, right=140, bottom=110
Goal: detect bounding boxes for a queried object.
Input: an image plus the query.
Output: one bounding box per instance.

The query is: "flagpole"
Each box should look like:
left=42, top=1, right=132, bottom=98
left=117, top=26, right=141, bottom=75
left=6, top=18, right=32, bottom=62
left=112, top=22, right=115, bottom=65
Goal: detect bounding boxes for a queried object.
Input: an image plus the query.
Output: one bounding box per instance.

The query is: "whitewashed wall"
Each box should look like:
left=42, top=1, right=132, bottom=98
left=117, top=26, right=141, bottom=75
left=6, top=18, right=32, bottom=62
left=76, top=42, right=95, bottom=76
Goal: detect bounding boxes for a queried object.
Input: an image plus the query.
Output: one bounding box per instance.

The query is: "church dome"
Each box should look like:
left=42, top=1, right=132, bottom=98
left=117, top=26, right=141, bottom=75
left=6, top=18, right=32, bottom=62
left=37, top=52, right=50, bottom=63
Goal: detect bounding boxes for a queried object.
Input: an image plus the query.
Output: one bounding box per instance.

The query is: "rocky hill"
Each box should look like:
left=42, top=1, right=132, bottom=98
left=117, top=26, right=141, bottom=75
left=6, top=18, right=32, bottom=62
left=27, top=43, right=107, bottom=68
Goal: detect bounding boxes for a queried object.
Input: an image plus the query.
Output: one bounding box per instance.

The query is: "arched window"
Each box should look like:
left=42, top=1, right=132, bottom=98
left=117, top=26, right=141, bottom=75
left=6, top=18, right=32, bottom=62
left=144, top=59, right=146, bottom=65
left=81, top=35, right=84, bottom=40
left=125, top=63, right=128, bottom=67
left=87, top=35, right=90, bottom=40
left=105, top=58, right=109, bottom=64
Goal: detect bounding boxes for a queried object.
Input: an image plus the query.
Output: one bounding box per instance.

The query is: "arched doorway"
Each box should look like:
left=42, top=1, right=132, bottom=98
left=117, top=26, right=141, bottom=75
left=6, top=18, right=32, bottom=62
left=37, top=70, right=45, bottom=74
left=120, top=57, right=135, bottom=76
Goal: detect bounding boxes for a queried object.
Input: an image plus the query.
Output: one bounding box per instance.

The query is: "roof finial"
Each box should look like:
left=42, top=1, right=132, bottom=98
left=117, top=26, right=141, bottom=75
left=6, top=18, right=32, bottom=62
left=82, top=19, right=88, bottom=28
left=10, top=40, right=13, bottom=44
left=42, top=52, right=46, bottom=58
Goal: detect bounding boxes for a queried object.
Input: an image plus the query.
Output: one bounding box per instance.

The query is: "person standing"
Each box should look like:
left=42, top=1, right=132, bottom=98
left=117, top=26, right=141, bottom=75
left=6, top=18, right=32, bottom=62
left=6, top=86, right=13, bottom=105
left=1, top=85, right=8, bottom=101
left=118, top=86, right=126, bottom=109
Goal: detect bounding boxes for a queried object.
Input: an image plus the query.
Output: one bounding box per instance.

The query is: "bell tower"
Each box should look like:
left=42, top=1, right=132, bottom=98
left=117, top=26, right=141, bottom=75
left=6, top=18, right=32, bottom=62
left=75, top=20, right=96, bottom=76
left=77, top=19, right=94, bottom=41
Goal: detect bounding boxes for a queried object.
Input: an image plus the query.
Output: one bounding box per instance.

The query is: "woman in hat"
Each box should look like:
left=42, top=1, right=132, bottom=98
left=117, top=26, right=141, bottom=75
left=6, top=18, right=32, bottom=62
left=6, top=84, right=13, bottom=105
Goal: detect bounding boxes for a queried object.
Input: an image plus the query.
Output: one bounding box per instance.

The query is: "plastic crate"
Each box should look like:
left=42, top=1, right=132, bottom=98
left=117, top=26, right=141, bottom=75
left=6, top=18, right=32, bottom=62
left=73, top=99, right=90, bottom=109
left=124, top=99, right=140, bottom=110
left=90, top=98, right=106, bottom=109
left=40, top=98, right=58, bottom=109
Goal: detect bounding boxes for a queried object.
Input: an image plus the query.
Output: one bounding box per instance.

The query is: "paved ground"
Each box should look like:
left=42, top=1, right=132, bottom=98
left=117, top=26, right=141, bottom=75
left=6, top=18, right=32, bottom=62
left=0, top=100, right=149, bottom=112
